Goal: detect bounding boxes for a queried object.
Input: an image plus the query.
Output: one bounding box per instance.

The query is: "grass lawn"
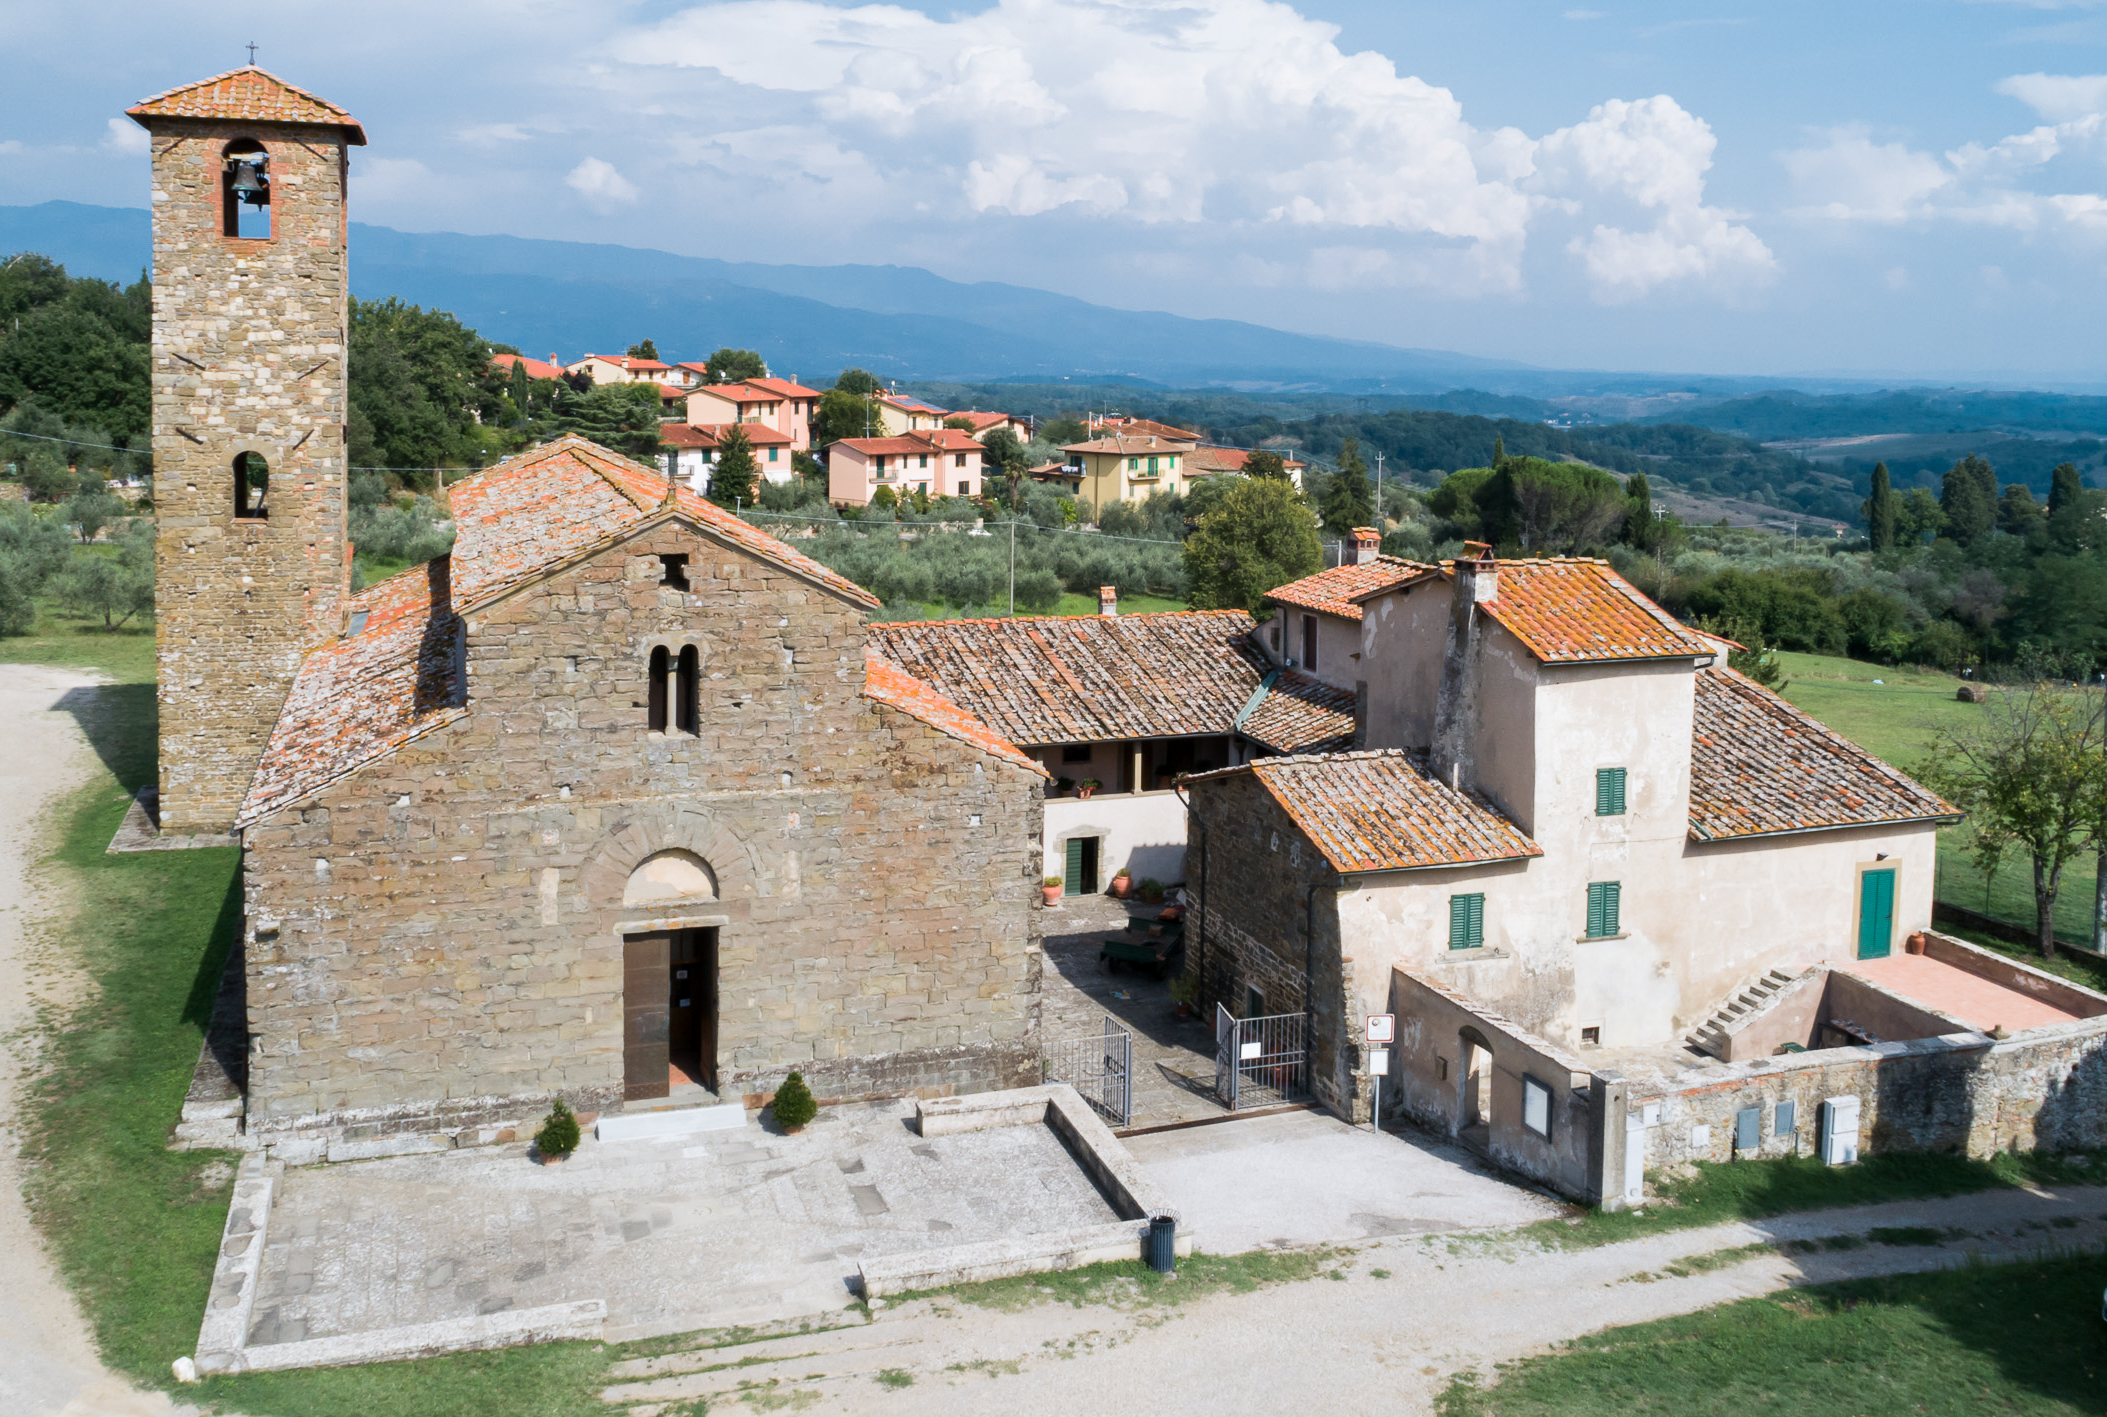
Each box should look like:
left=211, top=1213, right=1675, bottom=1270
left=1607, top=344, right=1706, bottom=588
left=1775, top=650, right=2107, bottom=954
left=1438, top=1250, right=2107, bottom=1416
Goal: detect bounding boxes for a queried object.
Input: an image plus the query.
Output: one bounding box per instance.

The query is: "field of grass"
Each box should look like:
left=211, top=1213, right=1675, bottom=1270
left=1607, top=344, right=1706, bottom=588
left=1775, top=651, right=2107, bottom=953
left=1438, top=1250, right=2107, bottom=1416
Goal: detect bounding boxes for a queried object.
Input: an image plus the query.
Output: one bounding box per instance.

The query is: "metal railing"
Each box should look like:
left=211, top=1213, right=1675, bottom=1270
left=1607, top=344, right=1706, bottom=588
left=1044, top=1014, right=1134, bottom=1127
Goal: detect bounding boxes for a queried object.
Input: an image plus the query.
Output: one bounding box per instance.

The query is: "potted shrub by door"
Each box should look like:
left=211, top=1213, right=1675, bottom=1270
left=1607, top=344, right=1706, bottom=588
left=770, top=1071, right=818, bottom=1135
left=534, top=1098, right=581, bottom=1165
left=1043, top=875, right=1064, bottom=905
left=1109, top=867, right=1133, bottom=899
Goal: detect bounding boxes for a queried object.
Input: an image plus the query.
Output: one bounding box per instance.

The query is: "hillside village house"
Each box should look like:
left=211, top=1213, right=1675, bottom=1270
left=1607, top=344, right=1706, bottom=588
left=1060, top=431, right=1194, bottom=508
left=567, top=353, right=673, bottom=386
left=873, top=392, right=951, bottom=435
left=685, top=377, right=822, bottom=451
left=870, top=605, right=1353, bottom=892
left=828, top=430, right=986, bottom=506
left=1257, top=531, right=1406, bottom=690
left=1187, top=442, right=1307, bottom=489
left=494, top=352, right=566, bottom=383
left=1182, top=550, right=2107, bottom=1201
left=661, top=421, right=796, bottom=493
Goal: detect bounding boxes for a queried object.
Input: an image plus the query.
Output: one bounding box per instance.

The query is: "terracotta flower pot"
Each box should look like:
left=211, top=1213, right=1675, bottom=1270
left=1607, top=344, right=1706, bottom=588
left=1110, top=876, right=1132, bottom=899
left=539, top=1150, right=570, bottom=1166
left=1042, top=884, right=1063, bottom=905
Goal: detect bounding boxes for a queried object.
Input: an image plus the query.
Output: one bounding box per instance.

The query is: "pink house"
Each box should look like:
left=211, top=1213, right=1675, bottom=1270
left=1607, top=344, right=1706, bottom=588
left=828, top=430, right=984, bottom=506
left=565, top=353, right=672, bottom=386
left=684, top=378, right=821, bottom=451
left=661, top=421, right=797, bottom=493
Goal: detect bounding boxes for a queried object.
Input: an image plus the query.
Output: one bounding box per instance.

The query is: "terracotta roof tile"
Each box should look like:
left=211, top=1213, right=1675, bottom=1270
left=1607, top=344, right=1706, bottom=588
left=1098, top=418, right=1202, bottom=443
left=1187, top=444, right=1305, bottom=475
left=1689, top=666, right=1959, bottom=840
left=660, top=422, right=792, bottom=450
left=237, top=560, right=463, bottom=827
left=128, top=67, right=366, bottom=144
left=1190, top=750, right=1541, bottom=874
left=1266, top=556, right=1425, bottom=622
left=446, top=435, right=874, bottom=610
left=869, top=611, right=1353, bottom=748
left=741, top=377, right=822, bottom=399
left=1240, top=671, right=1359, bottom=755
left=863, top=654, right=1046, bottom=778
left=836, top=431, right=982, bottom=456
left=1061, top=434, right=1192, bottom=456
left=493, top=353, right=563, bottom=381
left=1371, top=558, right=1716, bottom=664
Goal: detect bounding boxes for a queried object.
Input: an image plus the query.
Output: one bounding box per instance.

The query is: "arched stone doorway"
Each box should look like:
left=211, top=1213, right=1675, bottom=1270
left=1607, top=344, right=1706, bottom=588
left=623, top=850, right=722, bottom=1099
left=1458, top=1026, right=1495, bottom=1140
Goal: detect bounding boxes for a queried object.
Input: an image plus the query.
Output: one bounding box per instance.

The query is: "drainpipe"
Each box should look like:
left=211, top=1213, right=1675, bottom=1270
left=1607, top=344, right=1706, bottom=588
left=1173, top=778, right=1208, bottom=1005
left=1305, top=861, right=1343, bottom=1114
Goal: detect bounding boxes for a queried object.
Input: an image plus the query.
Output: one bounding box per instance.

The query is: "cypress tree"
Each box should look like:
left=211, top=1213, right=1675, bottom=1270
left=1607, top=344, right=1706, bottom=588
left=1940, top=454, right=1997, bottom=545
left=1320, top=437, right=1374, bottom=536
left=2050, top=460, right=2083, bottom=516
left=708, top=425, right=760, bottom=510
left=1865, top=461, right=1897, bottom=552
left=1491, top=434, right=1505, bottom=467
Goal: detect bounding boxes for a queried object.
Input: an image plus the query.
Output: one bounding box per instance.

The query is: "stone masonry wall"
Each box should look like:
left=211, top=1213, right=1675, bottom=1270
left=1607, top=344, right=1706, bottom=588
left=146, top=117, right=350, bottom=834
left=1186, top=771, right=1366, bottom=1119
left=241, top=522, right=1042, bottom=1156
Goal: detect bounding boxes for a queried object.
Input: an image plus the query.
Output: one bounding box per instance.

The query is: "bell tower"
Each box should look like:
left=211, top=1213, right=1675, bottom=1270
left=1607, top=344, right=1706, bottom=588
left=128, top=68, right=365, bottom=834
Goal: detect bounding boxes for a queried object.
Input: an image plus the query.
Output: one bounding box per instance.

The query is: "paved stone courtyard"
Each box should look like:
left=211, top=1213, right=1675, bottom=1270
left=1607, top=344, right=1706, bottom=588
left=1040, top=891, right=1225, bottom=1127
left=244, top=1100, right=1118, bottom=1348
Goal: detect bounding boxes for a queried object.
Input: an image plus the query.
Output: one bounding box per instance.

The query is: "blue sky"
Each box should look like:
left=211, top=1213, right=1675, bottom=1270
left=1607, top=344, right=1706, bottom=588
left=3, top=0, right=2105, bottom=383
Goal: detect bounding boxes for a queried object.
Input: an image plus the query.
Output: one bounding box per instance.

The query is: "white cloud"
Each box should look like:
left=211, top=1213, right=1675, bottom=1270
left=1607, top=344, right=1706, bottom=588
left=565, top=156, right=639, bottom=208
left=1780, top=130, right=1951, bottom=221
left=1997, top=72, right=2107, bottom=124
left=102, top=117, right=149, bottom=156
left=599, top=0, right=1767, bottom=303
left=1533, top=96, right=1777, bottom=301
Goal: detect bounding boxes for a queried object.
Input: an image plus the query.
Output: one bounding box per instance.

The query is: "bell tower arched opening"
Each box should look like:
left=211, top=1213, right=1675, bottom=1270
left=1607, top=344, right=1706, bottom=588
left=221, top=138, right=272, bottom=239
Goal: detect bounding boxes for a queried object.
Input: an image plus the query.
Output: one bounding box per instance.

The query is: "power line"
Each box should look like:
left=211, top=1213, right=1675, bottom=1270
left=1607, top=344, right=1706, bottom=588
left=739, top=505, right=1184, bottom=548
left=0, top=428, right=141, bottom=456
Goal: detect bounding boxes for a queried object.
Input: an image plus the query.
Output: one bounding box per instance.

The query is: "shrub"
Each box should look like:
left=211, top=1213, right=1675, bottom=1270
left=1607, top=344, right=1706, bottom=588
left=534, top=1098, right=581, bottom=1158
left=771, top=1071, right=818, bottom=1131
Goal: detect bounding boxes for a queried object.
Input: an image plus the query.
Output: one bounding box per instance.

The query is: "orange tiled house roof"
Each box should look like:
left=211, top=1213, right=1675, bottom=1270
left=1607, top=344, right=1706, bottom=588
left=1190, top=750, right=1542, bottom=874
left=1266, top=556, right=1425, bottom=622
left=1367, top=558, right=1716, bottom=664
left=128, top=67, right=367, bottom=143
left=863, top=654, right=1046, bottom=778
left=1689, top=665, right=1959, bottom=840
left=866, top=611, right=1353, bottom=749
left=1240, top=671, right=1359, bottom=755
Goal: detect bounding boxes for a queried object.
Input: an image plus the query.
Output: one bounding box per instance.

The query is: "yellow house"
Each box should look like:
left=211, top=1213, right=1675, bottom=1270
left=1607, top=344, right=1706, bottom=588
left=1060, top=432, right=1197, bottom=511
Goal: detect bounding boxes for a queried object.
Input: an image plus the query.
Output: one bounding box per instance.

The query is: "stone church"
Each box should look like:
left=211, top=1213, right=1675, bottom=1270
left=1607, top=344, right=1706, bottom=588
left=132, top=68, right=1047, bottom=1160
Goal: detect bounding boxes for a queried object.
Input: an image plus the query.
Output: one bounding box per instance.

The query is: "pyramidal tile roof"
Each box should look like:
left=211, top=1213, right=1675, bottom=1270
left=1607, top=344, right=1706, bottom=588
left=1186, top=750, right=1542, bottom=874
left=1266, top=556, right=1426, bottom=622
left=128, top=67, right=367, bottom=144
left=1368, top=558, right=1716, bottom=664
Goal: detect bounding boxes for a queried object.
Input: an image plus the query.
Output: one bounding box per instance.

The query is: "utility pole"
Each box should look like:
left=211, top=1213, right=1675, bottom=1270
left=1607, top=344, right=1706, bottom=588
left=1374, top=450, right=1384, bottom=522
left=1008, top=517, right=1016, bottom=617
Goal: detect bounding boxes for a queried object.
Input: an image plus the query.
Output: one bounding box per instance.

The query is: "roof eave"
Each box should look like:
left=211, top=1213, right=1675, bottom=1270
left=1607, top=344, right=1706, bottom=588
left=1686, top=811, right=1963, bottom=844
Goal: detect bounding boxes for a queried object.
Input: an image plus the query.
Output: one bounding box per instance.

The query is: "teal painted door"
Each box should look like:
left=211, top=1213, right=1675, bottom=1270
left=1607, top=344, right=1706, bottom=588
left=1064, top=838, right=1084, bottom=896
left=1857, top=869, right=1896, bottom=959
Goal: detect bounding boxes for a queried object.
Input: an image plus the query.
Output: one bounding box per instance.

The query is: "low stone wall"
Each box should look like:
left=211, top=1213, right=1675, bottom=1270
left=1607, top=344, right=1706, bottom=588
left=1823, top=970, right=1965, bottom=1047
left=859, top=1085, right=1189, bottom=1298
left=1923, top=931, right=2107, bottom=1020
left=1383, top=969, right=1610, bottom=1204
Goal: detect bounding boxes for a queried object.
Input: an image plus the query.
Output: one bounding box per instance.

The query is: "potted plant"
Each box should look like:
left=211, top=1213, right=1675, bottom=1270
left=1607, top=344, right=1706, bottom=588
left=1109, top=867, right=1133, bottom=899
left=1168, top=971, right=1198, bottom=1019
left=534, top=1098, right=581, bottom=1165
left=1054, top=776, right=1075, bottom=798
left=1138, top=876, right=1165, bottom=904
left=1043, top=875, right=1064, bottom=905
left=770, top=1070, right=818, bottom=1135
left=1078, top=778, right=1101, bottom=800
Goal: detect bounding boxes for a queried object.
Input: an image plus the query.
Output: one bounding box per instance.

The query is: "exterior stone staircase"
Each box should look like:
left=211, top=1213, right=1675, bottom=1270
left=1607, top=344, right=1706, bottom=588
left=1685, top=968, right=1800, bottom=1059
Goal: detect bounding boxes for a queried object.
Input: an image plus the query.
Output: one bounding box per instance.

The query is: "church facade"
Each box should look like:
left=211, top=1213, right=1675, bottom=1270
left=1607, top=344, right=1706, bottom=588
left=133, top=70, right=1048, bottom=1160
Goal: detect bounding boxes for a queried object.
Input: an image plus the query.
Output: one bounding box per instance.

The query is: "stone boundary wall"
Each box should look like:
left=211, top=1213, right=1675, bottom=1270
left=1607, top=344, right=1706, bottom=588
left=1383, top=969, right=1612, bottom=1204
left=857, top=1084, right=1189, bottom=1298
left=1922, top=931, right=2107, bottom=1020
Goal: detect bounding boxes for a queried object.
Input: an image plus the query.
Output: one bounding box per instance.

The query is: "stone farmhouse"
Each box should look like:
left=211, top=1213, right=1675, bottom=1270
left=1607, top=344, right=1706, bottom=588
left=868, top=605, right=1353, bottom=892
left=1188, top=549, right=2107, bottom=1201
left=132, top=67, right=1051, bottom=1161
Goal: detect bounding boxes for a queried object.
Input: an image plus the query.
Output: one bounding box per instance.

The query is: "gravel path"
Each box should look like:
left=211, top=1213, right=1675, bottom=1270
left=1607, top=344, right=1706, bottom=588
left=601, top=1178, right=2107, bottom=1414
left=0, top=666, right=182, bottom=1417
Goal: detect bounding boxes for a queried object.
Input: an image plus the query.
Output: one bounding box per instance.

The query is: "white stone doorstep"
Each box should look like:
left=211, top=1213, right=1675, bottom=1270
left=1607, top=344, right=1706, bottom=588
left=227, top=1299, right=609, bottom=1374
left=857, top=1222, right=1195, bottom=1300
left=596, top=1102, right=748, bottom=1143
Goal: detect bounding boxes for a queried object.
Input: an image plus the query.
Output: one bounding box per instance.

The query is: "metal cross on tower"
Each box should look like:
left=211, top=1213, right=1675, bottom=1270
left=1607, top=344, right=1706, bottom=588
left=246, top=41, right=258, bottom=65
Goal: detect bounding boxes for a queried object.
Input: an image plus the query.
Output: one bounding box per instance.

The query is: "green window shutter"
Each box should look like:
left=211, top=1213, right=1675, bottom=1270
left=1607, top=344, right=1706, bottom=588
left=1064, top=838, right=1084, bottom=896
left=1449, top=893, right=1485, bottom=950
left=1586, top=881, right=1622, bottom=938
left=1596, top=767, right=1626, bottom=816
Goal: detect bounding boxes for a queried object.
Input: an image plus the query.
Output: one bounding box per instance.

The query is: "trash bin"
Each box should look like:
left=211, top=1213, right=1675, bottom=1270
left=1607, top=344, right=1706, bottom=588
left=1146, top=1214, right=1177, bottom=1274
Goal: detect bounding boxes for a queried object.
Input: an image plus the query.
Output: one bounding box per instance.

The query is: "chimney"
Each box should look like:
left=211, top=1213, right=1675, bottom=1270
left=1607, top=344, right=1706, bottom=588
left=1429, top=543, right=1498, bottom=793
left=1099, top=585, right=1118, bottom=617
left=1349, top=526, right=1381, bottom=565
left=548, top=353, right=558, bottom=367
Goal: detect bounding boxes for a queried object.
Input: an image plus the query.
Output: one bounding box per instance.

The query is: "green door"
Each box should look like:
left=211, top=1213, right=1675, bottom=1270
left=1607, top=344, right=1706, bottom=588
left=1857, top=868, right=1896, bottom=959
left=1064, top=837, right=1084, bottom=896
